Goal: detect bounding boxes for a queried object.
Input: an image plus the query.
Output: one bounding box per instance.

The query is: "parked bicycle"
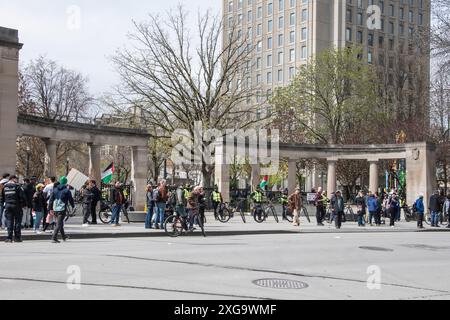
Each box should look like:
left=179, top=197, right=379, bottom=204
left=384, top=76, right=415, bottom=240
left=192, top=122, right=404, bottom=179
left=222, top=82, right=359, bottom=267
left=164, top=206, right=206, bottom=237
left=98, top=200, right=130, bottom=224
left=253, top=199, right=279, bottom=223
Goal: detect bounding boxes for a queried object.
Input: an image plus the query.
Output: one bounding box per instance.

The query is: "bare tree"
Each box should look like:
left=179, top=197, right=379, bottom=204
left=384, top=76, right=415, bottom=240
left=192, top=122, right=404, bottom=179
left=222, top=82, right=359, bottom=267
left=432, top=0, right=450, bottom=67
left=109, top=6, right=265, bottom=187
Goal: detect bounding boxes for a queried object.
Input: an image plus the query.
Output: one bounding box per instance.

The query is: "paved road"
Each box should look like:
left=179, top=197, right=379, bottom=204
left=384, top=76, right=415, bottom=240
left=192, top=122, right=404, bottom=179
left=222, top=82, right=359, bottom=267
left=1, top=219, right=450, bottom=300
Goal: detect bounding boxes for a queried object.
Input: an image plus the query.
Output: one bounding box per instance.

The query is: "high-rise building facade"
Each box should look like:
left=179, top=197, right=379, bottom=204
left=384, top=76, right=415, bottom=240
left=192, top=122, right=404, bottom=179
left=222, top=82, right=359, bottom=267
left=223, top=0, right=431, bottom=121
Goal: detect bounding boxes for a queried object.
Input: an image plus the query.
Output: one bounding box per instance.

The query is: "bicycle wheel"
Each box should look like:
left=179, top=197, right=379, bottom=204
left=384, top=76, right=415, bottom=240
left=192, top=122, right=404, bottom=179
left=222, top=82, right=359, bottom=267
left=253, top=208, right=266, bottom=223
left=123, top=209, right=130, bottom=224
left=302, top=207, right=311, bottom=223
left=99, top=209, right=112, bottom=224
left=217, top=206, right=232, bottom=223
left=271, top=206, right=279, bottom=223
left=197, top=213, right=206, bottom=237
left=239, top=209, right=247, bottom=223
left=164, top=215, right=183, bottom=237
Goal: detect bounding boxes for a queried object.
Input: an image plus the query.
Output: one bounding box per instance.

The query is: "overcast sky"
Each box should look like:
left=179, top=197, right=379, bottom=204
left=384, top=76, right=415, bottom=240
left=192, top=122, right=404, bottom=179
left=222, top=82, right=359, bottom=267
left=0, top=0, right=221, bottom=96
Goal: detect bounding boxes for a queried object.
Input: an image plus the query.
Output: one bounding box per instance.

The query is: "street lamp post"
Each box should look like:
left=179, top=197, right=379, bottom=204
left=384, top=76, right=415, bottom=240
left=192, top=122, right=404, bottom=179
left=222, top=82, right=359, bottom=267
left=66, top=157, right=70, bottom=176
left=25, top=146, right=31, bottom=178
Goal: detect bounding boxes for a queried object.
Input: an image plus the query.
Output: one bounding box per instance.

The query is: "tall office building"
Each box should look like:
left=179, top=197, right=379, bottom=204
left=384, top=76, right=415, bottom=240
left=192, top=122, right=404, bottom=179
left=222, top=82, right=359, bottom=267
left=223, top=0, right=431, bottom=119
left=223, top=0, right=431, bottom=190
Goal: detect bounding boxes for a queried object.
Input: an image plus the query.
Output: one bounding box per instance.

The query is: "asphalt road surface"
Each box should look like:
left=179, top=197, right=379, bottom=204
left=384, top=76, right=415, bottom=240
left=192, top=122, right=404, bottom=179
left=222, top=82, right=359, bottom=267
left=1, top=226, right=450, bottom=300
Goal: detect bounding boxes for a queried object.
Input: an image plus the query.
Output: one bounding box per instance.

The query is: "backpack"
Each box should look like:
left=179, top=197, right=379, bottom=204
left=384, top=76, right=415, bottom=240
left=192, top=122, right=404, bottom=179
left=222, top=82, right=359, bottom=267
left=53, top=198, right=66, bottom=212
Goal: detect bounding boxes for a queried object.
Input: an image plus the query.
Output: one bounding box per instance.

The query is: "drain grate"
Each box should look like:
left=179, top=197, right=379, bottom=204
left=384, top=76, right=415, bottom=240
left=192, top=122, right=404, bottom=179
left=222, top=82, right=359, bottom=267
left=252, top=279, right=309, bottom=290
left=359, top=246, right=394, bottom=252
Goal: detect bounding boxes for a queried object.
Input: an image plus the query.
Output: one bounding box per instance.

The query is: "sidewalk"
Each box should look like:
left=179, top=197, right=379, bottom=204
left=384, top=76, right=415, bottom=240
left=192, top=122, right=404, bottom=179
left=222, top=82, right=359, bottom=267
left=1, top=212, right=449, bottom=241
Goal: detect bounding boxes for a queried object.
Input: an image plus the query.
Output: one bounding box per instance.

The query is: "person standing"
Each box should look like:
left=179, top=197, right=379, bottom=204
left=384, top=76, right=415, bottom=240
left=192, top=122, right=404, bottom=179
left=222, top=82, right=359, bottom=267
left=145, top=184, right=155, bottom=229
left=367, top=192, right=379, bottom=226
left=22, top=178, right=35, bottom=229
left=81, top=181, right=94, bottom=227
left=251, top=186, right=264, bottom=221
left=49, top=177, right=75, bottom=243
left=429, top=190, right=441, bottom=227
left=355, top=191, right=366, bottom=227
left=0, top=173, right=10, bottom=229
left=90, top=180, right=101, bottom=225
left=375, top=192, right=383, bottom=226
left=280, top=189, right=289, bottom=220
left=198, top=187, right=206, bottom=224
left=32, top=183, right=46, bottom=234
left=288, top=188, right=303, bottom=227
left=154, top=180, right=169, bottom=230
left=187, top=186, right=201, bottom=230
left=211, top=185, right=223, bottom=220
left=1, top=176, right=26, bottom=243
left=414, top=194, right=425, bottom=229
left=111, top=182, right=125, bottom=227
left=443, top=193, right=450, bottom=229
left=389, top=194, right=400, bottom=227
left=331, top=190, right=345, bottom=229
left=314, top=187, right=326, bottom=226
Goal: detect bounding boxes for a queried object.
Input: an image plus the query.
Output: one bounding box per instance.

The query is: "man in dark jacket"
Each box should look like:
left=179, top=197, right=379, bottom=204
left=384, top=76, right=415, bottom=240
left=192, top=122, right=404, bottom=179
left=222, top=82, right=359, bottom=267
left=23, top=178, right=36, bottom=228
left=314, top=187, right=326, bottom=226
left=1, top=176, right=27, bottom=242
left=0, top=173, right=10, bottom=229
left=145, top=184, right=155, bottom=229
left=331, top=190, right=345, bottom=229
left=49, top=176, right=75, bottom=243
left=429, top=190, right=442, bottom=227
left=81, top=181, right=94, bottom=226
left=111, top=182, right=125, bottom=227
left=90, top=180, right=101, bottom=225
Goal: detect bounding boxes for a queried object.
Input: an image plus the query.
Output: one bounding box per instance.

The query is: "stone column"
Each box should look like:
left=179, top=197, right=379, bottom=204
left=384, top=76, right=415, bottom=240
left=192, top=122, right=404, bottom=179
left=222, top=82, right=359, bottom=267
left=405, top=142, right=437, bottom=211
left=368, top=160, right=379, bottom=194
left=214, top=144, right=230, bottom=202
left=288, top=159, right=297, bottom=193
left=43, top=139, right=57, bottom=178
left=251, top=164, right=261, bottom=191
left=88, top=144, right=102, bottom=183
left=0, top=28, right=22, bottom=174
left=327, top=159, right=338, bottom=197
left=131, top=146, right=148, bottom=211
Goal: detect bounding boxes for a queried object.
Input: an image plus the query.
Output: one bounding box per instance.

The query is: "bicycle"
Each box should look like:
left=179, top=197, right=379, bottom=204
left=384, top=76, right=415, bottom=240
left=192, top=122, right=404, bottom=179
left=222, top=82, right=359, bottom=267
left=424, top=211, right=448, bottom=226
left=215, top=202, right=234, bottom=223
left=344, top=205, right=356, bottom=222
left=403, top=205, right=419, bottom=222
left=253, top=199, right=279, bottom=223
left=164, top=206, right=206, bottom=237
left=98, top=200, right=130, bottom=224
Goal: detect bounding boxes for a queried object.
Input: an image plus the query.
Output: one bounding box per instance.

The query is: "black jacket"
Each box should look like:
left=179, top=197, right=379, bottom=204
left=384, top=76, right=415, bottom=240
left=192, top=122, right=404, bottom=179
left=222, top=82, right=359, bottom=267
left=23, top=182, right=35, bottom=207
left=91, top=186, right=101, bottom=203
left=112, top=188, right=125, bottom=205
left=1, top=182, right=27, bottom=207
left=81, top=186, right=94, bottom=205
left=429, top=195, right=442, bottom=211
left=32, top=191, right=47, bottom=212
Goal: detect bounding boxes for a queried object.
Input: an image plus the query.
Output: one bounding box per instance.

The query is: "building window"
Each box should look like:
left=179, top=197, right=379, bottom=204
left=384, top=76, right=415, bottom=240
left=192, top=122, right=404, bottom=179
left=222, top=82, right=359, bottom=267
left=346, top=9, right=352, bottom=23
left=290, top=30, right=295, bottom=43
left=346, top=28, right=352, bottom=41
left=279, top=16, right=284, bottom=28
left=278, top=51, right=283, bottom=64
left=278, top=69, right=283, bottom=82
left=268, top=2, right=273, bottom=15
left=289, top=66, right=295, bottom=79
left=267, top=37, right=273, bottom=49
left=302, top=9, right=308, bottom=22
left=268, top=20, right=273, bottom=32
left=278, top=34, right=284, bottom=46
left=257, top=6, right=262, bottom=18
left=267, top=72, right=272, bottom=84
left=357, top=30, right=363, bottom=44
left=267, top=54, right=273, bottom=67
left=301, top=45, right=307, bottom=59
left=290, top=13, right=295, bottom=26
left=289, top=48, right=295, bottom=62
left=301, top=27, right=307, bottom=40
left=279, top=0, right=284, bottom=11
left=228, top=0, right=233, bottom=12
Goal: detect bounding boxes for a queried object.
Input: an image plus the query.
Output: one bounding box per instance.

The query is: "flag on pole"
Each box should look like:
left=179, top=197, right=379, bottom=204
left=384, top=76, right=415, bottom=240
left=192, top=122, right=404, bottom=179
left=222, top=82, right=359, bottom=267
left=101, top=163, right=115, bottom=184
left=260, top=175, right=269, bottom=189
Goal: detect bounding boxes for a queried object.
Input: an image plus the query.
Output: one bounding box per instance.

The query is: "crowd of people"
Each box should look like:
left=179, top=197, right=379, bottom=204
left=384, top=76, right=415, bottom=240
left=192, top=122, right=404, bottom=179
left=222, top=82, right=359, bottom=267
left=1, top=171, right=450, bottom=243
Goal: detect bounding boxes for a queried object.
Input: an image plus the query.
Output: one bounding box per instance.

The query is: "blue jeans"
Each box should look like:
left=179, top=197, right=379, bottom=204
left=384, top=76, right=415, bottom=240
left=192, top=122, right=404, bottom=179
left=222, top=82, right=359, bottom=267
left=0, top=203, right=4, bottom=228
left=111, top=204, right=122, bottom=225
left=155, top=203, right=166, bottom=228
left=396, top=207, right=401, bottom=221
left=357, top=211, right=365, bottom=226
left=145, top=204, right=154, bottom=228
left=431, top=210, right=440, bottom=226
left=34, top=211, right=43, bottom=231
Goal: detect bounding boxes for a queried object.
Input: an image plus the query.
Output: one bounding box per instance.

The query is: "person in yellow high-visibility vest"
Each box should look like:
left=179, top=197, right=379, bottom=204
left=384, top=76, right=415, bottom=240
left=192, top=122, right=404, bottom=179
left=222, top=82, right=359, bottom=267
left=211, top=185, right=223, bottom=220
left=251, top=186, right=264, bottom=221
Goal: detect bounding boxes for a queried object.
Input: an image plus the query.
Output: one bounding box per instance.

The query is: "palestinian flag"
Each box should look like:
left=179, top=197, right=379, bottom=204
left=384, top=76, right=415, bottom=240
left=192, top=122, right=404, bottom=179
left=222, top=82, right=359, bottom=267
left=101, top=163, right=115, bottom=184
left=260, top=175, right=269, bottom=189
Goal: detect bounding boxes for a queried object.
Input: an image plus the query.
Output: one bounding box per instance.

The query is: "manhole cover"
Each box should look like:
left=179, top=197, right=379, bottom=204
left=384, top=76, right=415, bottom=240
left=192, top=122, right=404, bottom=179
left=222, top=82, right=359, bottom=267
left=359, top=246, right=394, bottom=252
left=252, top=279, right=308, bottom=289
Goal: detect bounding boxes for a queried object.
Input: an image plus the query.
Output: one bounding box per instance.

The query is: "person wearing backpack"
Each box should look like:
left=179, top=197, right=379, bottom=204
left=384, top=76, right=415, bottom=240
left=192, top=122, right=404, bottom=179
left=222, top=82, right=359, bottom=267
left=413, top=194, right=425, bottom=229
left=49, top=177, right=75, bottom=243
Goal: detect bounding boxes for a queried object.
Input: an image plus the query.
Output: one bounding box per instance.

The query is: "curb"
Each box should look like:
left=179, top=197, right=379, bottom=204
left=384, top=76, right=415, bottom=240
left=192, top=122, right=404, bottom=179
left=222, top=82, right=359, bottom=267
left=1, top=228, right=449, bottom=242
